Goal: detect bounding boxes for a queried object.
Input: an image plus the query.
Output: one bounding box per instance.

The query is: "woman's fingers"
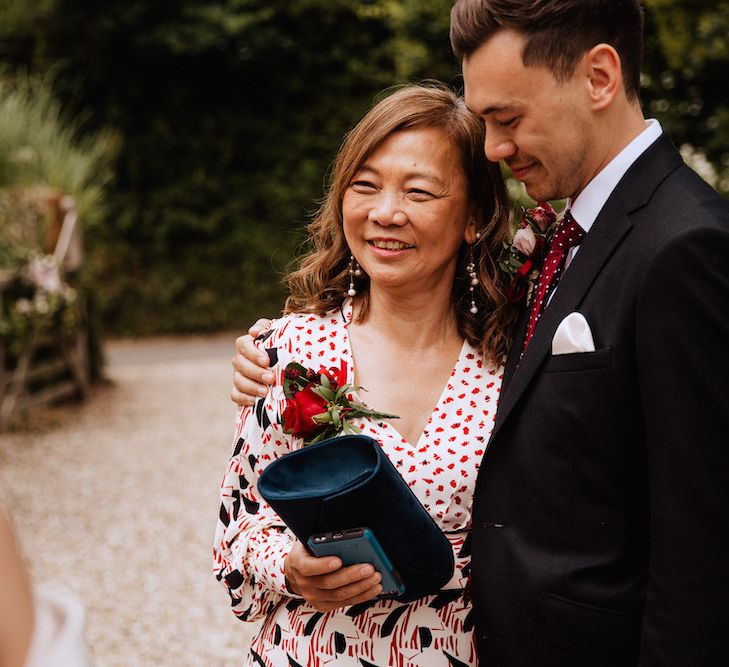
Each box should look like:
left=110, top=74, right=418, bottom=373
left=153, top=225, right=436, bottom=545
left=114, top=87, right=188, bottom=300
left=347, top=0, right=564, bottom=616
left=230, top=334, right=275, bottom=405
left=316, top=569, right=382, bottom=601
left=248, top=318, right=273, bottom=338
left=234, top=334, right=272, bottom=371
left=285, top=543, right=384, bottom=611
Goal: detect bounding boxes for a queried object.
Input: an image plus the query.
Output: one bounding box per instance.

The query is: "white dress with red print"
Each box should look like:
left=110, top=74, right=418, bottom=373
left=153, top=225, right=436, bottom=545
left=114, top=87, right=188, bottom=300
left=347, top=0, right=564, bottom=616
left=213, top=300, right=502, bottom=667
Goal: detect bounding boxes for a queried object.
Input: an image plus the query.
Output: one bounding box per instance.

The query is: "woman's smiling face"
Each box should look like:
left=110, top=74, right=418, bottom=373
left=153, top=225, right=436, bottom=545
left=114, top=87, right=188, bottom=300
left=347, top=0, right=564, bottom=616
left=342, top=126, right=475, bottom=295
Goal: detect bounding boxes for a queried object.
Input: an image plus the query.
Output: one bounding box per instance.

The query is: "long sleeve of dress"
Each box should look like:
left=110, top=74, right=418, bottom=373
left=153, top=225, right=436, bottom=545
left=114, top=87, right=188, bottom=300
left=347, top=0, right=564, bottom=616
left=212, top=324, right=302, bottom=623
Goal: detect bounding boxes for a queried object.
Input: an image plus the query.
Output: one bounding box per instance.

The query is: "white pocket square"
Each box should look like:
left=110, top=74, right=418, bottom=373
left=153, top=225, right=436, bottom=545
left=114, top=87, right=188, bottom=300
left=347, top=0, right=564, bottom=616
left=552, top=312, right=595, bottom=355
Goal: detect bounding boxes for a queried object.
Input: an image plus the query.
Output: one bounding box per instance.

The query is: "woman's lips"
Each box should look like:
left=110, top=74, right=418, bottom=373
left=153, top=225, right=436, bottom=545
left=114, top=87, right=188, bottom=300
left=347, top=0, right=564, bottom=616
left=367, top=240, right=414, bottom=257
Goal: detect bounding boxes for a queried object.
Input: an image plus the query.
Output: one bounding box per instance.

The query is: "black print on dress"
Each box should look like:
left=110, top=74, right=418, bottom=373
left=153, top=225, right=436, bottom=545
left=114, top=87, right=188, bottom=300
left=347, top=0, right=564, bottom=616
left=287, top=654, right=305, bottom=667
left=286, top=598, right=306, bottom=612
left=224, top=569, right=244, bottom=590
left=346, top=600, right=378, bottom=618
left=359, top=660, right=382, bottom=667
left=255, top=399, right=271, bottom=431
left=273, top=624, right=282, bottom=646
left=233, top=437, right=245, bottom=457
left=444, top=651, right=470, bottom=667
left=242, top=494, right=260, bottom=515
left=429, top=590, right=462, bottom=610
left=381, top=605, right=408, bottom=638
left=334, top=631, right=346, bottom=654
left=255, top=330, right=274, bottom=344
left=239, top=474, right=249, bottom=490
left=304, top=612, right=324, bottom=636
left=250, top=649, right=266, bottom=667
left=266, top=347, right=278, bottom=367
left=218, top=503, right=229, bottom=527
left=419, top=627, right=433, bottom=649
left=248, top=453, right=258, bottom=471
left=463, top=608, right=474, bottom=632
left=458, top=533, right=471, bottom=558
left=231, top=490, right=241, bottom=521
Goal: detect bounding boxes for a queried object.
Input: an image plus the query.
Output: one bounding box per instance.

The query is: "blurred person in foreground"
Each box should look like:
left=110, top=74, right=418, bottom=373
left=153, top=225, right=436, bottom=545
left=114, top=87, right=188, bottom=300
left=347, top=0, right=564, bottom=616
left=213, top=83, right=513, bottom=665
left=0, top=508, right=90, bottom=667
left=230, top=0, right=729, bottom=664
left=0, top=507, right=33, bottom=667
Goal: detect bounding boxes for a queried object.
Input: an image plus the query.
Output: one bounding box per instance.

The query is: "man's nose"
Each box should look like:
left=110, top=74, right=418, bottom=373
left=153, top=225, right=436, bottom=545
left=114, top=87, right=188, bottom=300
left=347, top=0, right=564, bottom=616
left=484, top=129, right=517, bottom=163
left=368, top=191, right=407, bottom=226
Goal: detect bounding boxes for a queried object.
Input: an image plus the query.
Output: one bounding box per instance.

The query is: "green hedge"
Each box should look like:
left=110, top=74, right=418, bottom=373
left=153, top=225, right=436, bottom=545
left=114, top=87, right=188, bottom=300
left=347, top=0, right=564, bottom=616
left=1, top=0, right=726, bottom=336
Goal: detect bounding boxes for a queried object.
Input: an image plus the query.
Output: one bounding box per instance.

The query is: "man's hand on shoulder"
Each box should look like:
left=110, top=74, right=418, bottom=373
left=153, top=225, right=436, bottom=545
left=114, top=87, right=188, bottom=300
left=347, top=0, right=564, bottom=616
left=231, top=318, right=274, bottom=406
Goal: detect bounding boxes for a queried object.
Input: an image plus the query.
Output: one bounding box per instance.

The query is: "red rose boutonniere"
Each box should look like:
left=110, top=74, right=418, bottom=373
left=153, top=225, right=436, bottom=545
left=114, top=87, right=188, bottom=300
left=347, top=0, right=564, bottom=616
left=280, top=361, right=399, bottom=445
left=498, top=201, right=559, bottom=303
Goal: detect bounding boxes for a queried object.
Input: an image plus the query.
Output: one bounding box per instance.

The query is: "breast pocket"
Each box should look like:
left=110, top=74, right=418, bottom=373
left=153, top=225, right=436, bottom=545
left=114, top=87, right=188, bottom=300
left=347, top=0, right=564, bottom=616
left=542, top=347, right=612, bottom=374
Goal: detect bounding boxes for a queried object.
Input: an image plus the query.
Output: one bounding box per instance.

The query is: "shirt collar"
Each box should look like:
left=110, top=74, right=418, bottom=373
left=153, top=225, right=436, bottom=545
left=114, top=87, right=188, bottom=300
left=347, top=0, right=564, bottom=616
left=567, top=119, right=662, bottom=233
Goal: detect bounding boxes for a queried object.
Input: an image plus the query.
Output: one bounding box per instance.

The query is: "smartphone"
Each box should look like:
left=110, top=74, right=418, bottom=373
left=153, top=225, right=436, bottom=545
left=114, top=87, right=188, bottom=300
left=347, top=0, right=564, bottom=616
left=307, top=527, right=405, bottom=598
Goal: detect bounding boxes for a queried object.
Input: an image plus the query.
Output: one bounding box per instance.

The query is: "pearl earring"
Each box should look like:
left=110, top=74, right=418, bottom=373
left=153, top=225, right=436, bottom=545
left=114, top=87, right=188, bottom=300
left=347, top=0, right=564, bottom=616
left=347, top=255, right=360, bottom=297
left=468, top=231, right=481, bottom=315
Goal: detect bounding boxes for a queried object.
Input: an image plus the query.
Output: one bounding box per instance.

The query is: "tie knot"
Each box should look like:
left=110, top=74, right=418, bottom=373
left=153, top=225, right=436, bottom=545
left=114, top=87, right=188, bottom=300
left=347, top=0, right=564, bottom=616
left=550, top=211, right=585, bottom=251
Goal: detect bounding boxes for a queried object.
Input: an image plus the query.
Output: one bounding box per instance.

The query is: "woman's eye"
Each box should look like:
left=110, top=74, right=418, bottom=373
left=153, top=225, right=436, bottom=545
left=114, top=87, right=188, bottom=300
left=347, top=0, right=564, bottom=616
left=350, top=180, right=376, bottom=191
left=408, top=189, right=435, bottom=200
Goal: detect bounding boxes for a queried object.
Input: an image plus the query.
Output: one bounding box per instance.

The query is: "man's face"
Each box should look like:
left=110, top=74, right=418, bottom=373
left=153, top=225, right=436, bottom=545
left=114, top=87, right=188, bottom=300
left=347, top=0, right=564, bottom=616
left=463, top=29, right=594, bottom=202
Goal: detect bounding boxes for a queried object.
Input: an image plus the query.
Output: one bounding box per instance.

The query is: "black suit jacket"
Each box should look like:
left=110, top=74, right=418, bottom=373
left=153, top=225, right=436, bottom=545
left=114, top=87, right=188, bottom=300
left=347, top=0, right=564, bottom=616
left=471, top=134, right=729, bottom=666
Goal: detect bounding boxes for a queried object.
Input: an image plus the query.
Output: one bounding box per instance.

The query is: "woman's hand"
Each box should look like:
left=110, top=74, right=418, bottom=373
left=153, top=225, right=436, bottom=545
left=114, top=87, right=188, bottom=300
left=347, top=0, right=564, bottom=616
left=284, top=541, right=382, bottom=612
left=231, top=319, right=274, bottom=406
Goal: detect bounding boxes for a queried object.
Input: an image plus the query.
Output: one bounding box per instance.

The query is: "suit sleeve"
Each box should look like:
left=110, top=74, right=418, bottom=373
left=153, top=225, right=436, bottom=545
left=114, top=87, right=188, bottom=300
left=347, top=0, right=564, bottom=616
left=636, top=225, right=729, bottom=664
left=212, top=321, right=303, bottom=623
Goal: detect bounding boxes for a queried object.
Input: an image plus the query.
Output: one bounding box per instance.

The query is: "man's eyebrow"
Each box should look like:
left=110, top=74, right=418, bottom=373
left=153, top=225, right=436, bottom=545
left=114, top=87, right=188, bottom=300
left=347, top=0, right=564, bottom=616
left=478, top=104, right=510, bottom=116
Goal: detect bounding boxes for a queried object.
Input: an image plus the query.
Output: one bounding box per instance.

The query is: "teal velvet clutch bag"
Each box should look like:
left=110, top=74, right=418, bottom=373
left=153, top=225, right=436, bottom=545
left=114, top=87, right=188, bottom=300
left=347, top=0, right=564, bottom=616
left=257, top=434, right=455, bottom=602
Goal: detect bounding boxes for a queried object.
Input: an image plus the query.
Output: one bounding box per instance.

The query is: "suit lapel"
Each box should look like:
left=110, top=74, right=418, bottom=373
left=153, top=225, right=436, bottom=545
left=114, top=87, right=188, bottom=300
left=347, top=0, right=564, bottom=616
left=501, top=303, right=530, bottom=392
left=491, top=197, right=632, bottom=439
left=489, top=133, right=684, bottom=443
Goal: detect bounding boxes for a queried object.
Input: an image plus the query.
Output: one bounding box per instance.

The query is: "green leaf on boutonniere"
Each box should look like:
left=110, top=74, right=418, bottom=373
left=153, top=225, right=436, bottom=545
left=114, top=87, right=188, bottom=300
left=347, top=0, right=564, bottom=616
left=311, top=385, right=336, bottom=402
left=312, top=412, right=332, bottom=424
left=342, top=421, right=362, bottom=435
left=319, top=373, right=331, bottom=389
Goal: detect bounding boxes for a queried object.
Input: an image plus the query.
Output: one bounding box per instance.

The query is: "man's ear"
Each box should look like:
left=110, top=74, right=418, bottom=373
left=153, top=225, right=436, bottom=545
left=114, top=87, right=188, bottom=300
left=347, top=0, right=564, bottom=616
left=583, top=43, right=622, bottom=111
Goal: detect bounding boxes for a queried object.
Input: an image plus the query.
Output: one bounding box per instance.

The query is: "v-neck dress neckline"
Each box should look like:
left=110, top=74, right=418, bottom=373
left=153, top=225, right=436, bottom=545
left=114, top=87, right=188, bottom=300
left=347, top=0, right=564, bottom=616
left=338, top=297, right=469, bottom=450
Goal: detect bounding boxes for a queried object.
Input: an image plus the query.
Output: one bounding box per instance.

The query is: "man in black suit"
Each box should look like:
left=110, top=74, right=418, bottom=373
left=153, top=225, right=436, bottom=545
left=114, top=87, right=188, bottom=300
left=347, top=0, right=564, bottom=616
left=230, top=1, right=729, bottom=664
left=449, top=1, right=729, bottom=664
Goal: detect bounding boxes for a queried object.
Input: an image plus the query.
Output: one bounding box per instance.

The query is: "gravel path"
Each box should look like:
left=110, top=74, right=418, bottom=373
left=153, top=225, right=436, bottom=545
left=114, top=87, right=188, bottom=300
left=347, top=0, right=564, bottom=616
left=0, top=334, right=261, bottom=666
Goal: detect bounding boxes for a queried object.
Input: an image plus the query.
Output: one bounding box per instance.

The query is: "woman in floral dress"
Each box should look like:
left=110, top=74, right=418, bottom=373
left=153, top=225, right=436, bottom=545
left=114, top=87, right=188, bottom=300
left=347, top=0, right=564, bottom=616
left=213, top=84, right=515, bottom=666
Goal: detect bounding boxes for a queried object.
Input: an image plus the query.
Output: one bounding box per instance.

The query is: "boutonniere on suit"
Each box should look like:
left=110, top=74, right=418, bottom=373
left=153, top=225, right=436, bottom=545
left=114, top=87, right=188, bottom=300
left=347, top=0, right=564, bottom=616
left=498, top=201, right=559, bottom=303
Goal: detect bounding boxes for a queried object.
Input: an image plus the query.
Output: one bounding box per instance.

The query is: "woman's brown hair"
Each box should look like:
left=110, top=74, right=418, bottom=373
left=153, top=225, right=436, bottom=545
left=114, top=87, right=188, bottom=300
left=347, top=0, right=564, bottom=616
left=284, top=82, right=514, bottom=364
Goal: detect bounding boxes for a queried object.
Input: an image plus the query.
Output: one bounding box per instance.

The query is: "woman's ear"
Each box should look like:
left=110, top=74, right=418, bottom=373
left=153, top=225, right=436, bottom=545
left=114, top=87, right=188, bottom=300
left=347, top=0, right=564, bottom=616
left=584, top=43, right=622, bottom=111
left=464, top=216, right=478, bottom=244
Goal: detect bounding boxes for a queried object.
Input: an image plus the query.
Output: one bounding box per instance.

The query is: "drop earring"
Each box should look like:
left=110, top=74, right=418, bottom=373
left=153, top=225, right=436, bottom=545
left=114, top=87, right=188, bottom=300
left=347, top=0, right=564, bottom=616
left=468, top=232, right=481, bottom=314
left=347, top=255, right=361, bottom=297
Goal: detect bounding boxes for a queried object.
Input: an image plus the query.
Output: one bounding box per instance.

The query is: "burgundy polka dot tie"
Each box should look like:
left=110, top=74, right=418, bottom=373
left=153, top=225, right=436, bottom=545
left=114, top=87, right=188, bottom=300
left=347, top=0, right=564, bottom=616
left=522, top=211, right=585, bottom=352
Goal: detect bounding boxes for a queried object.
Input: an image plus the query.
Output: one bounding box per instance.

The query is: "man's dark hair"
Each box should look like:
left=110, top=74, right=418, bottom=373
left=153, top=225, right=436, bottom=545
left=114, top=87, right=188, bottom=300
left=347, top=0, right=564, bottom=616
left=450, top=0, right=644, bottom=100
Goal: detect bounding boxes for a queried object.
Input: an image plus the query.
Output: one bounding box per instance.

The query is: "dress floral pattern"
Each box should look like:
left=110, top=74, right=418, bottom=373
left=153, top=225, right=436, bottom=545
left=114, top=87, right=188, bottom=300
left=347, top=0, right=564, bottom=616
left=213, top=300, right=502, bottom=666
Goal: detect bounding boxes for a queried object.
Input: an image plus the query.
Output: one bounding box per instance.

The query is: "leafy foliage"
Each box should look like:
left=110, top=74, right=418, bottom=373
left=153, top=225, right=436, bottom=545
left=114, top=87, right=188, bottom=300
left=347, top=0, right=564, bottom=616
left=643, top=0, right=729, bottom=193
left=0, top=0, right=726, bottom=336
